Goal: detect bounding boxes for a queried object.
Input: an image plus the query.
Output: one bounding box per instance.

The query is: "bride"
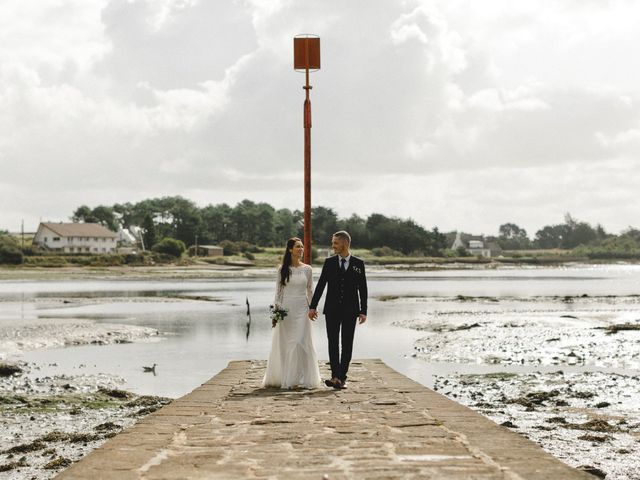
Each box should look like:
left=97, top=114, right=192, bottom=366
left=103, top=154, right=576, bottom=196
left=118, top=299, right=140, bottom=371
left=262, top=237, right=321, bottom=389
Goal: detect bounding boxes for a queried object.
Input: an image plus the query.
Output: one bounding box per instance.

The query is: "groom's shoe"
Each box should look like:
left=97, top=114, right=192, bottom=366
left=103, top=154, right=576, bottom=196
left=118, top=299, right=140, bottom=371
left=325, top=378, right=343, bottom=390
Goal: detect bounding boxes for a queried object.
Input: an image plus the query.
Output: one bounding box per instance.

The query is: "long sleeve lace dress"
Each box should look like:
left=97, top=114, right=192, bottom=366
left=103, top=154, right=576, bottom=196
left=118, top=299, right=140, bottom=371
left=262, top=264, right=321, bottom=389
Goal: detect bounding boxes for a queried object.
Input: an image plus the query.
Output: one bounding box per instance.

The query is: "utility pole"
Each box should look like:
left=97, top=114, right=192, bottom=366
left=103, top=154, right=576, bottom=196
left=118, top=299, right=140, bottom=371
left=294, top=34, right=320, bottom=264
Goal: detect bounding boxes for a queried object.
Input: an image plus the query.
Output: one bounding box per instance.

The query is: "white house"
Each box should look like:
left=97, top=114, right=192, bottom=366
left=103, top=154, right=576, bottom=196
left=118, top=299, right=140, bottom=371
left=33, top=222, right=118, bottom=254
left=451, top=231, right=501, bottom=258
left=117, top=228, right=137, bottom=245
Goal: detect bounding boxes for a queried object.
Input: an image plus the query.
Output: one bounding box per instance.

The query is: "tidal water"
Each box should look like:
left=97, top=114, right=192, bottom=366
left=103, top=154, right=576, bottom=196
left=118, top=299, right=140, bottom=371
left=2, top=264, right=639, bottom=398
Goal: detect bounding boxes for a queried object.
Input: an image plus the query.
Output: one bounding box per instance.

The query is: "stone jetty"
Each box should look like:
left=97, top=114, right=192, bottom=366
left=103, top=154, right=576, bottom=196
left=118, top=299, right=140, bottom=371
left=56, top=359, right=594, bottom=479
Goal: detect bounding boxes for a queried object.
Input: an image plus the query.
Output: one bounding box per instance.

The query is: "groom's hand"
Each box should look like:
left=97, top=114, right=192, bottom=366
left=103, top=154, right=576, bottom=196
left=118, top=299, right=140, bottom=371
left=308, top=309, right=318, bottom=320
left=358, top=314, right=367, bottom=324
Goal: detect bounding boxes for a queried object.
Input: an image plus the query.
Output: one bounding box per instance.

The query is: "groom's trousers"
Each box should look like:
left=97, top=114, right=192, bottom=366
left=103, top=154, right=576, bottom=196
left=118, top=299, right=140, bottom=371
left=325, top=312, right=358, bottom=382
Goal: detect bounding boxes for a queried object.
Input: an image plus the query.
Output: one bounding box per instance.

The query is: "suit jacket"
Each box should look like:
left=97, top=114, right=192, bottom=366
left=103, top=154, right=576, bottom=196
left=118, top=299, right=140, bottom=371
left=309, top=254, right=368, bottom=316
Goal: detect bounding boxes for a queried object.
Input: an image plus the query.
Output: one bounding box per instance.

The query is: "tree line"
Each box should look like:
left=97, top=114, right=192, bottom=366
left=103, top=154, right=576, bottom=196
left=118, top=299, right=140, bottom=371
left=491, top=214, right=624, bottom=250
left=71, top=197, right=447, bottom=255
left=2, top=202, right=640, bottom=264
left=69, top=199, right=640, bottom=257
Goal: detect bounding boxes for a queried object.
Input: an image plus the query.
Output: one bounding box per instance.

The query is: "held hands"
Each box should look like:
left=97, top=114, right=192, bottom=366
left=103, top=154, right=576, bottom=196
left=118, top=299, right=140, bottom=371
left=307, top=309, right=364, bottom=323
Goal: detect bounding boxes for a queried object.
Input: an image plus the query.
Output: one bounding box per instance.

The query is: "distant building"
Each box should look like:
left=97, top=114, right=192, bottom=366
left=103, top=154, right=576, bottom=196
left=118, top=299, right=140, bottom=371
left=198, top=245, right=224, bottom=257
left=117, top=228, right=137, bottom=245
left=33, top=222, right=117, bottom=254
left=451, top=231, right=502, bottom=258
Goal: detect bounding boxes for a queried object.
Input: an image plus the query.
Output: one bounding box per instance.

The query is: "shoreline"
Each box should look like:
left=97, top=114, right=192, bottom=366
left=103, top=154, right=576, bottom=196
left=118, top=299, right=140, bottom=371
left=1, top=259, right=639, bottom=282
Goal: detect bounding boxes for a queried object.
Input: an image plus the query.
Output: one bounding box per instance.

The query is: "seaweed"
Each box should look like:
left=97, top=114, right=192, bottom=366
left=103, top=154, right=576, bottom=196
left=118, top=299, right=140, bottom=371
left=0, top=457, right=28, bottom=472
left=39, top=431, right=71, bottom=442
left=577, top=434, right=610, bottom=443
left=94, top=421, right=121, bottom=432
left=507, top=389, right=560, bottom=408
left=97, top=387, right=133, bottom=399
left=43, top=457, right=72, bottom=469
left=2, top=440, right=47, bottom=454
left=599, top=323, right=640, bottom=334
left=564, top=419, right=619, bottom=433
left=0, top=362, right=23, bottom=376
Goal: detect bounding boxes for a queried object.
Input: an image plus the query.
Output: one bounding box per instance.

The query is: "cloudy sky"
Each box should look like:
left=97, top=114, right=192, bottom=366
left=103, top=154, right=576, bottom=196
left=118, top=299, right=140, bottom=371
left=1, top=0, right=639, bottom=236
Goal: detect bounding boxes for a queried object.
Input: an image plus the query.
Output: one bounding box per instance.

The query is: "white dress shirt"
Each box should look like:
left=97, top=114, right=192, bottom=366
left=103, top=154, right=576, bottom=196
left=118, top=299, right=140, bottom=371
left=338, top=253, right=351, bottom=271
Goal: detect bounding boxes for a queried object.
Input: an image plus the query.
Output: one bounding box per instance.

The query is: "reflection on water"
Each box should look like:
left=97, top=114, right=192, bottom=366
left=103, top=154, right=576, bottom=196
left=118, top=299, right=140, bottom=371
left=245, top=296, right=252, bottom=342
left=1, top=264, right=639, bottom=398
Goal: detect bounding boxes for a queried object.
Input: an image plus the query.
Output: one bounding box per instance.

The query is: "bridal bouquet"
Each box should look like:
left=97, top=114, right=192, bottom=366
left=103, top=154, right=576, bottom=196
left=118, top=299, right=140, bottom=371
left=269, top=304, right=288, bottom=327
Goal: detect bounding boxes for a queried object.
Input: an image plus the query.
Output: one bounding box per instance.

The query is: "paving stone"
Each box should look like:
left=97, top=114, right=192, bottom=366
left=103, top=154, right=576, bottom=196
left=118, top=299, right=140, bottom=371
left=55, top=359, right=593, bottom=479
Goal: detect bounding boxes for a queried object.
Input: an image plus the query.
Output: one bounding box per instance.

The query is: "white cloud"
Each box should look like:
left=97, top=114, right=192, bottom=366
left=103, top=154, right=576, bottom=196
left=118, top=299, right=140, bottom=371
left=1, top=0, right=640, bottom=236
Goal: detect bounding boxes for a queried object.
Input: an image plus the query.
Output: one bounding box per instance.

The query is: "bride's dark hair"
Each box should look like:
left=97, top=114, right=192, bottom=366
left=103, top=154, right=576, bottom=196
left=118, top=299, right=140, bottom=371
left=280, top=237, right=302, bottom=286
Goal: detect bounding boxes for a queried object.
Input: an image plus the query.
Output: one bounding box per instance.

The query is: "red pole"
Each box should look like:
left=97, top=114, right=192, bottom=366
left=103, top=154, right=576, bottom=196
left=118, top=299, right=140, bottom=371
left=303, top=67, right=312, bottom=264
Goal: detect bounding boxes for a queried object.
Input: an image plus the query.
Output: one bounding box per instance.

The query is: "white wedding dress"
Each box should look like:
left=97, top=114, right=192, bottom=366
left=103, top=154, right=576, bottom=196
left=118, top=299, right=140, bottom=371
left=263, top=264, right=322, bottom=389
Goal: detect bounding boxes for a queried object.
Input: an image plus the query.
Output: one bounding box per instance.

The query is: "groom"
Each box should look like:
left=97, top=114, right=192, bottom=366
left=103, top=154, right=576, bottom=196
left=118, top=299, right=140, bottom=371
left=309, top=230, right=368, bottom=390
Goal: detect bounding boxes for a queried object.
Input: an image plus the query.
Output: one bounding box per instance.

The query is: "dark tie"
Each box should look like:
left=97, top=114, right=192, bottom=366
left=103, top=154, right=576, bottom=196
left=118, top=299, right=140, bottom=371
left=341, top=258, right=346, bottom=272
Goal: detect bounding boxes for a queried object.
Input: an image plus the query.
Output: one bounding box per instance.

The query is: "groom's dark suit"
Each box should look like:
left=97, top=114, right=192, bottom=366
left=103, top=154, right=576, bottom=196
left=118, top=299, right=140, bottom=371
left=310, top=254, right=368, bottom=383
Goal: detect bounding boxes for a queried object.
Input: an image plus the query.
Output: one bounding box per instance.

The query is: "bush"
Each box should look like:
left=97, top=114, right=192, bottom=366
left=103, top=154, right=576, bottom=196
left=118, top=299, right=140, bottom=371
left=573, top=236, right=640, bottom=259
left=151, top=252, right=177, bottom=263
left=236, top=241, right=251, bottom=253
left=151, top=238, right=186, bottom=258
left=371, top=246, right=404, bottom=257
left=20, top=245, right=41, bottom=256
left=123, top=253, right=151, bottom=265
left=219, top=240, right=240, bottom=256
left=218, top=240, right=264, bottom=255
left=0, top=235, right=23, bottom=264
left=244, top=252, right=255, bottom=261
left=23, top=256, right=68, bottom=267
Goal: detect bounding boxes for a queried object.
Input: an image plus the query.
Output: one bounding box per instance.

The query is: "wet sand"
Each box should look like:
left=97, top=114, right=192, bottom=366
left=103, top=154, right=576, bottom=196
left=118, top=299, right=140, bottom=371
left=1, top=312, right=169, bottom=477
left=1, top=359, right=172, bottom=477
left=433, top=370, right=639, bottom=480
left=392, top=293, right=640, bottom=479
